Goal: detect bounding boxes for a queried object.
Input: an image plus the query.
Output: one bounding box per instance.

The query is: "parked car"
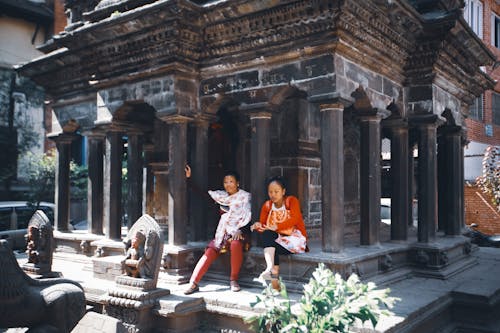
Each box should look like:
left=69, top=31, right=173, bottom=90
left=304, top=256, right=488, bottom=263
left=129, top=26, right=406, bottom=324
left=463, top=223, right=500, bottom=248
left=0, top=201, right=55, bottom=250
left=380, top=198, right=418, bottom=226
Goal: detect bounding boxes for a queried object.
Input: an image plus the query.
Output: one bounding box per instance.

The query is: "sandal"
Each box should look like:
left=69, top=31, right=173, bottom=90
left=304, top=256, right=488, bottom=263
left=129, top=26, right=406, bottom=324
left=183, top=282, right=199, bottom=295
left=259, top=270, right=279, bottom=281
left=230, top=280, right=241, bottom=292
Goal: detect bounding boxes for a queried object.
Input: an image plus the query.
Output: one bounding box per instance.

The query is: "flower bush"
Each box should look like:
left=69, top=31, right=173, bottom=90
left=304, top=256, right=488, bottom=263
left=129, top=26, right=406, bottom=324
left=476, top=145, right=500, bottom=210
left=246, top=263, right=398, bottom=333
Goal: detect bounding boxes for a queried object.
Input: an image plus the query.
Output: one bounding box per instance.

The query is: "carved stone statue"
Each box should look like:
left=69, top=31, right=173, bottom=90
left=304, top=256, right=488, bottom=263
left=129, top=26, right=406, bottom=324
left=0, top=239, right=85, bottom=332
left=122, top=230, right=146, bottom=278
left=118, top=215, right=162, bottom=285
left=23, top=210, right=55, bottom=277
left=103, top=214, right=168, bottom=333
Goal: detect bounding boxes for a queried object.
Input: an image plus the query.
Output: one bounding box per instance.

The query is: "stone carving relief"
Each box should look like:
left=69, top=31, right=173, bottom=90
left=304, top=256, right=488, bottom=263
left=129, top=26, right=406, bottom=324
left=22, top=210, right=55, bottom=277
left=103, top=215, right=169, bottom=333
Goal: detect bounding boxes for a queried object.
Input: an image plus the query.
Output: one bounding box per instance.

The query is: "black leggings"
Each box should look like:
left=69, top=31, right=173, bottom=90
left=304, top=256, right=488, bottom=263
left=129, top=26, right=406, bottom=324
left=261, top=230, right=292, bottom=265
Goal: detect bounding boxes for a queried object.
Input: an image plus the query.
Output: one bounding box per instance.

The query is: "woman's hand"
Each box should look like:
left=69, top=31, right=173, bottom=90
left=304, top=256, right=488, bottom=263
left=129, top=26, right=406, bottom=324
left=232, top=229, right=243, bottom=240
left=251, top=222, right=265, bottom=232
left=185, top=165, right=191, bottom=178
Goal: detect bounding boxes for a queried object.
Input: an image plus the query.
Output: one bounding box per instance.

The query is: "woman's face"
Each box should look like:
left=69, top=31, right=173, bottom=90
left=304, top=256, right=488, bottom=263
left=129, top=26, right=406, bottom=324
left=223, top=175, right=239, bottom=195
left=268, top=181, right=286, bottom=205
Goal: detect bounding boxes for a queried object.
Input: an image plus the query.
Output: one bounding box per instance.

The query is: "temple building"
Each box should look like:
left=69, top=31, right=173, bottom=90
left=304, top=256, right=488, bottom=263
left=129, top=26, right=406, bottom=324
left=17, top=0, right=495, bottom=289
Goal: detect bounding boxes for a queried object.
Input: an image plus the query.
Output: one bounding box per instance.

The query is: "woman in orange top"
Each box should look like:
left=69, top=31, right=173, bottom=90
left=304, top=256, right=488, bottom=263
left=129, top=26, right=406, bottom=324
left=251, top=176, right=307, bottom=282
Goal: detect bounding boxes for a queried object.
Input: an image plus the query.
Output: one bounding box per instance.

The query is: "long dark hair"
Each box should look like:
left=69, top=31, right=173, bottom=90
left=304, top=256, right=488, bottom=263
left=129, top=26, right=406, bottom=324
left=267, top=176, right=287, bottom=190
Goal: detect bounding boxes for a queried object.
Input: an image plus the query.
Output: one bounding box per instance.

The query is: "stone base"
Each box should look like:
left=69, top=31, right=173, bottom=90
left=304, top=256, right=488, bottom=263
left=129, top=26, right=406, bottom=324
left=90, top=238, right=126, bottom=257
left=22, top=263, right=62, bottom=278
left=103, top=281, right=170, bottom=333
left=159, top=242, right=206, bottom=284
left=409, top=236, right=476, bottom=279
left=53, top=231, right=106, bottom=256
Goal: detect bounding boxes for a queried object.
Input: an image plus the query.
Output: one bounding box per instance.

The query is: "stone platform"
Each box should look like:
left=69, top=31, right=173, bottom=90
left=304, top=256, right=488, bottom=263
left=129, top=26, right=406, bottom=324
left=11, top=241, right=500, bottom=333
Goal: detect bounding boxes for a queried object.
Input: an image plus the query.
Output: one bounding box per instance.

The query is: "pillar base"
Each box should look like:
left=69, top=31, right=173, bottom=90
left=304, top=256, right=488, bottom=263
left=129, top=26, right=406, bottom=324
left=103, top=277, right=170, bottom=333
left=159, top=242, right=206, bottom=284
left=410, top=236, right=476, bottom=279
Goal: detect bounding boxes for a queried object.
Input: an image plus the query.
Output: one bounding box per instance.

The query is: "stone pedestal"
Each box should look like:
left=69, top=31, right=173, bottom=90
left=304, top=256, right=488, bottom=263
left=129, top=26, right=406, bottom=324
left=409, top=236, right=475, bottom=279
left=103, top=277, right=170, bottom=333
left=159, top=242, right=206, bottom=284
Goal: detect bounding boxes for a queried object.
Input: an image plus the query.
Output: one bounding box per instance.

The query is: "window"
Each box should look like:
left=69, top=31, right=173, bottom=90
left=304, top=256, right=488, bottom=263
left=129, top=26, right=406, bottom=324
left=464, top=0, right=484, bottom=38
left=493, top=92, right=500, bottom=125
left=469, top=95, right=483, bottom=120
left=492, top=14, right=500, bottom=48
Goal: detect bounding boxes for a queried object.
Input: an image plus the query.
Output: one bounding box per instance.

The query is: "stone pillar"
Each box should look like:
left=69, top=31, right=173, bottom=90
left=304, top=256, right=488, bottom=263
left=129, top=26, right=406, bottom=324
left=408, top=139, right=416, bottom=227
left=52, top=134, right=76, bottom=232
left=190, top=117, right=210, bottom=241
left=389, top=126, right=409, bottom=241
left=165, top=115, right=190, bottom=246
left=414, top=118, right=439, bottom=243
left=359, top=114, right=383, bottom=246
left=87, top=133, right=105, bottom=235
left=460, top=135, right=466, bottom=233
left=127, top=132, right=144, bottom=227
left=247, top=108, right=272, bottom=224
left=143, top=144, right=155, bottom=216
left=153, top=120, right=169, bottom=228
left=103, top=130, right=123, bottom=240
left=438, top=126, right=463, bottom=236
left=310, top=96, right=345, bottom=253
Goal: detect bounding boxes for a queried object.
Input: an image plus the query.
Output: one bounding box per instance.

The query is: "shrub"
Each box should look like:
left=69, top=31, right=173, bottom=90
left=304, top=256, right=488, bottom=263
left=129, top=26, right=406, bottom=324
left=246, top=263, right=398, bottom=333
left=476, top=146, right=500, bottom=210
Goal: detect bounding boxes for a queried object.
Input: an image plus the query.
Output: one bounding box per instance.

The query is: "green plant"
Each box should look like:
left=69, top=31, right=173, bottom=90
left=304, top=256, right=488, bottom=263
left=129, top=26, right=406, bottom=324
left=246, top=263, right=398, bottom=333
left=476, top=146, right=500, bottom=210
left=24, top=150, right=88, bottom=205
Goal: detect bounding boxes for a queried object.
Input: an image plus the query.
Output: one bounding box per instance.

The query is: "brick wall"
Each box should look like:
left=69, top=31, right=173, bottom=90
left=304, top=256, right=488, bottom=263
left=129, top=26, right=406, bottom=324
left=53, top=0, right=67, bottom=35
left=464, top=183, right=500, bottom=235
left=466, top=0, right=500, bottom=145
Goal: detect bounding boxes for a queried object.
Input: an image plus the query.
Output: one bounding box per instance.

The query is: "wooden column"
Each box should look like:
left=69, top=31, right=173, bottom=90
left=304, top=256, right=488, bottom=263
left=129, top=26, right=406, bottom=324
left=413, top=116, right=440, bottom=243
left=309, top=94, right=346, bottom=253
left=143, top=143, right=155, bottom=216
left=389, top=126, right=409, bottom=241
left=52, top=133, right=76, bottom=232
left=190, top=117, right=210, bottom=241
left=87, top=133, right=105, bottom=235
left=247, top=108, right=272, bottom=225
left=103, top=130, right=123, bottom=240
left=165, top=115, right=190, bottom=246
left=127, top=132, right=143, bottom=227
left=359, top=114, right=383, bottom=245
left=438, top=126, right=463, bottom=236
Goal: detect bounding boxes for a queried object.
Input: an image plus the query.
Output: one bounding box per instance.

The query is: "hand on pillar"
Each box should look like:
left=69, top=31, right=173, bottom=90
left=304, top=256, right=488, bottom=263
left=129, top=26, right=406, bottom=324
left=185, top=164, right=191, bottom=178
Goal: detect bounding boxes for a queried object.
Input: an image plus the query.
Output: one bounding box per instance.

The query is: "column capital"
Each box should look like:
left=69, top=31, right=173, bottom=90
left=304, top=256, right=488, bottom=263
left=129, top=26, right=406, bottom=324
left=82, top=130, right=106, bottom=139
left=158, top=114, right=192, bottom=124
left=239, top=101, right=274, bottom=115
left=358, top=108, right=390, bottom=122
left=193, top=114, right=216, bottom=125
left=248, top=111, right=272, bottom=120
left=48, top=132, right=78, bottom=144
left=409, top=114, right=446, bottom=127
left=309, top=92, right=354, bottom=108
left=438, top=124, right=464, bottom=136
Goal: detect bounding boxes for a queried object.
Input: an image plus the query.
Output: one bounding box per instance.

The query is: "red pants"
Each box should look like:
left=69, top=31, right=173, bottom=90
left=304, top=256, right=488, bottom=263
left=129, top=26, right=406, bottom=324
left=189, top=240, right=244, bottom=284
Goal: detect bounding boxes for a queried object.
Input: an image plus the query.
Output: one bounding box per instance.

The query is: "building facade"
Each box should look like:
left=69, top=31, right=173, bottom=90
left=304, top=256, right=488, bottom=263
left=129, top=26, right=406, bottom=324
left=464, top=0, right=500, bottom=181
left=0, top=0, right=54, bottom=198
left=18, top=0, right=495, bottom=283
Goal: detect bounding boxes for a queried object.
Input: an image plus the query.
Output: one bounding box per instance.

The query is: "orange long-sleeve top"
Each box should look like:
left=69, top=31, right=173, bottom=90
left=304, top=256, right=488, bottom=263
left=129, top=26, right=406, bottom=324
left=259, top=195, right=308, bottom=239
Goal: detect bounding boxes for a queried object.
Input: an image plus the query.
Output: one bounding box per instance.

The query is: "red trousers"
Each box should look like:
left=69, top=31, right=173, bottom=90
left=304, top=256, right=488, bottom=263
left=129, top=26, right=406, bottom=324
left=189, top=240, right=244, bottom=284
